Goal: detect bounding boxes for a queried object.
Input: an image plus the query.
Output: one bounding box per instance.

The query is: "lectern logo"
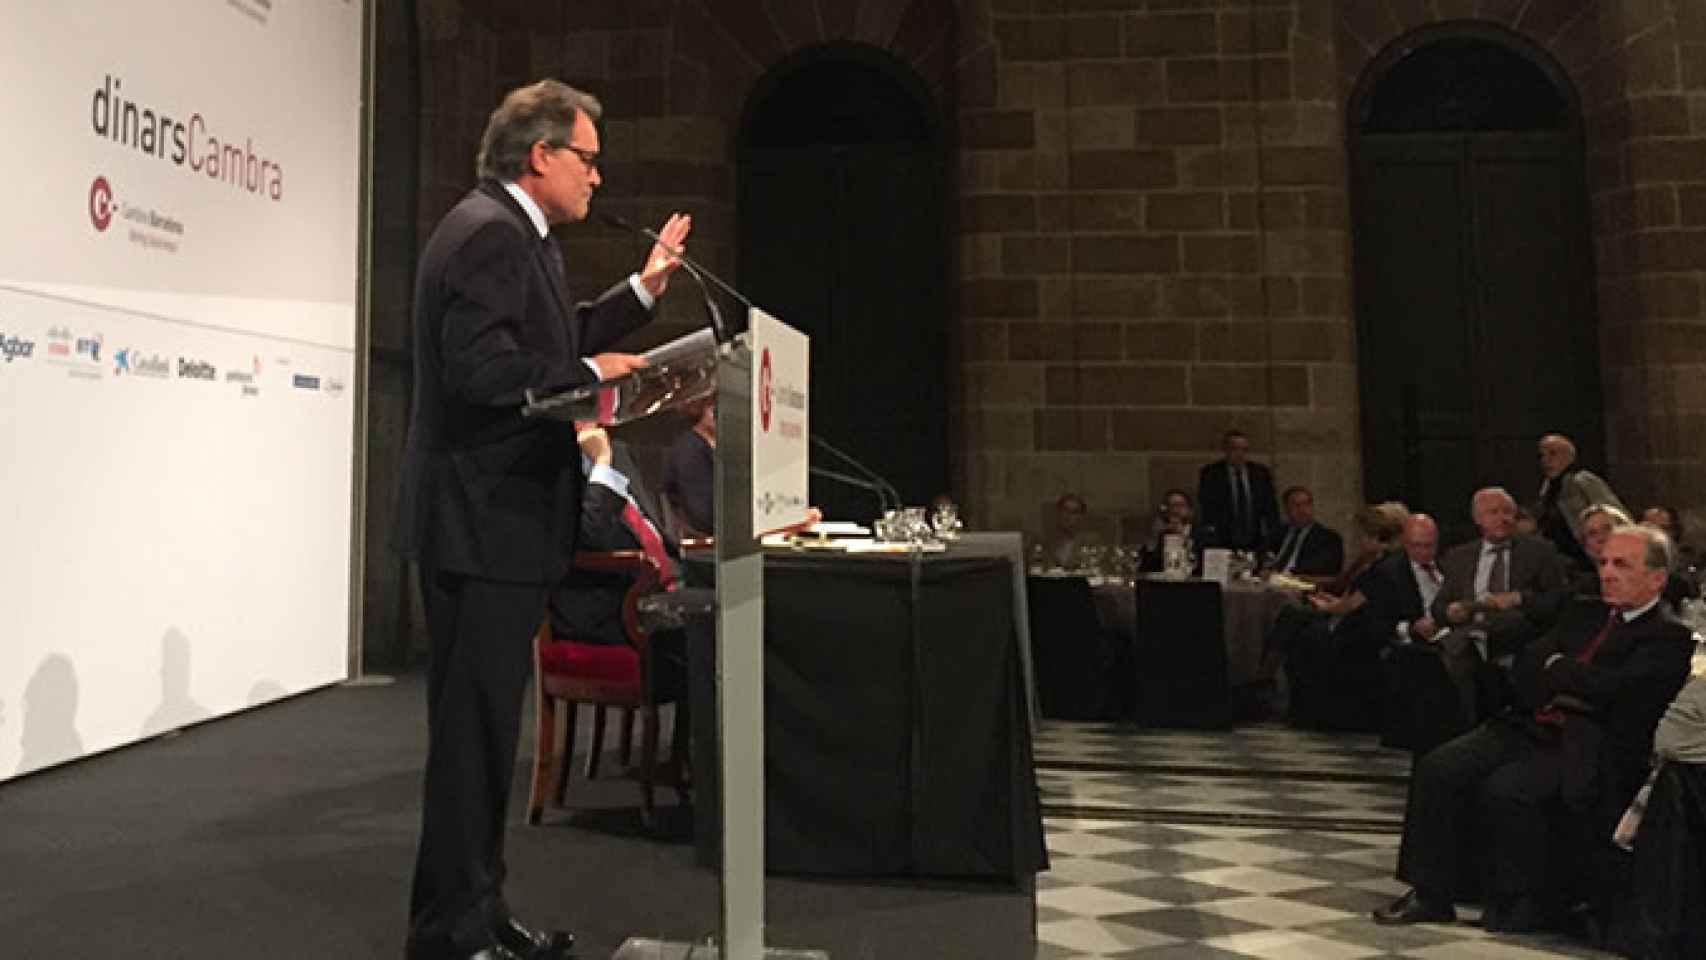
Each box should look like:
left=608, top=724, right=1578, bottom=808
left=90, top=176, right=115, bottom=231
left=759, top=348, right=773, bottom=432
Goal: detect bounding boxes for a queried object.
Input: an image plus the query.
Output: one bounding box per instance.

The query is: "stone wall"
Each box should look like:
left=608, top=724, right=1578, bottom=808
left=362, top=0, right=1706, bottom=663
left=956, top=0, right=1357, bottom=545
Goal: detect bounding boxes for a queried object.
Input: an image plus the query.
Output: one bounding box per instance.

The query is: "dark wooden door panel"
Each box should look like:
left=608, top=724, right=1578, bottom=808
left=1353, top=131, right=1600, bottom=543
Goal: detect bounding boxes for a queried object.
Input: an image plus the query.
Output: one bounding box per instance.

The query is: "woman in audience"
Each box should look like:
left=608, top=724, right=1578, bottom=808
left=1569, top=504, right=1633, bottom=596
left=1263, top=502, right=1408, bottom=729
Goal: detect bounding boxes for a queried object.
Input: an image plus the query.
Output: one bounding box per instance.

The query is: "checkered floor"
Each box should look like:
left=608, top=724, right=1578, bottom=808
left=1031, top=721, right=1617, bottom=959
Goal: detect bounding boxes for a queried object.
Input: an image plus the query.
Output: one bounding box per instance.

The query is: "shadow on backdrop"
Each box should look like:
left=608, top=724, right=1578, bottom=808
left=17, top=654, right=83, bottom=777
left=142, top=626, right=210, bottom=737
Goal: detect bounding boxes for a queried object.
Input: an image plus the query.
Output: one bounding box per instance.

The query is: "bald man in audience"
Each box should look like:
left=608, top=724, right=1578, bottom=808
left=1535, top=433, right=1623, bottom=573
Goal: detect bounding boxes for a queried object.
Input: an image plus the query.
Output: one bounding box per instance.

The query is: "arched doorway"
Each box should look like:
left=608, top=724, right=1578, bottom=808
left=737, top=45, right=949, bottom=521
left=1348, top=24, right=1602, bottom=544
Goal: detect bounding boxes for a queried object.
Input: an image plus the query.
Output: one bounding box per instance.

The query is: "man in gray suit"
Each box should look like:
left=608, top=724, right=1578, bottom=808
left=1429, top=487, right=1571, bottom=725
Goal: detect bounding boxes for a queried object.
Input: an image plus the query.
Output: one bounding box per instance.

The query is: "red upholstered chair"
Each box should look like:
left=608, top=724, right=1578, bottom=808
left=526, top=549, right=686, bottom=829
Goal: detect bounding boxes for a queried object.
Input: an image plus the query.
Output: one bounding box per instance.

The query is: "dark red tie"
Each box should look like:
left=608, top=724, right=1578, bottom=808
left=1535, top=611, right=1616, bottom=726
left=622, top=499, right=676, bottom=591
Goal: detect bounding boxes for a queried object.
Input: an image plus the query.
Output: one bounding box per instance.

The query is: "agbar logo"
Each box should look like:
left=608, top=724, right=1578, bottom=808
left=0, top=333, right=35, bottom=363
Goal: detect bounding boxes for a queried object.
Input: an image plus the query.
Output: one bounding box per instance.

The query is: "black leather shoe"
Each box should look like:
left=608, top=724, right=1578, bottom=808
left=1484, top=895, right=1549, bottom=934
left=495, top=915, right=575, bottom=959
left=1373, top=889, right=1456, bottom=925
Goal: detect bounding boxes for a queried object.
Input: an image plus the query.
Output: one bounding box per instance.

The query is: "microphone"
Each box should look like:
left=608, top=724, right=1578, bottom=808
left=596, top=210, right=752, bottom=343
left=809, top=466, right=892, bottom=514
left=810, top=434, right=901, bottom=512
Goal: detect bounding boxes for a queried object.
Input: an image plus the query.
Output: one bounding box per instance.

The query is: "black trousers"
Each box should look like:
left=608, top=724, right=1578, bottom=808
left=408, top=567, right=547, bottom=954
left=1395, top=720, right=1567, bottom=905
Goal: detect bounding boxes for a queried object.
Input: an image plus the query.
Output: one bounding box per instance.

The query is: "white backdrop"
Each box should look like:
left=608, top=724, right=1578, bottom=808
left=0, top=0, right=363, bottom=779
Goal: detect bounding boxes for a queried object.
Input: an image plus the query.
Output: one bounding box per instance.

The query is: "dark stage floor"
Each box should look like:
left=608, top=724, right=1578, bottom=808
left=0, top=673, right=1033, bottom=960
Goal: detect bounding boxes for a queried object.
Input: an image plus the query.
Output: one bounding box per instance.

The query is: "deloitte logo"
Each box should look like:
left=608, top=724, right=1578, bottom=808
left=177, top=357, right=217, bottom=381
left=0, top=331, right=35, bottom=363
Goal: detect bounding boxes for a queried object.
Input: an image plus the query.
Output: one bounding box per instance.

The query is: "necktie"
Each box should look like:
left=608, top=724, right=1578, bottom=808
left=1424, top=564, right=1440, bottom=585
left=1488, top=544, right=1509, bottom=594
left=1231, top=467, right=1248, bottom=541
left=621, top=500, right=676, bottom=591
left=543, top=233, right=566, bottom=288
left=1277, top=527, right=1300, bottom=571
left=1535, top=611, right=1617, bottom=726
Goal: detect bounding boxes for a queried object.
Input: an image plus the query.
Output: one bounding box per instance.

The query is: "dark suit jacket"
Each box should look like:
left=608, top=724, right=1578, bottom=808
left=1365, top=550, right=1428, bottom=642
left=394, top=180, right=650, bottom=584
left=549, top=442, right=678, bottom=647
left=1195, top=459, right=1280, bottom=549
left=1509, top=598, right=1694, bottom=812
left=1271, top=523, right=1345, bottom=577
left=1429, top=534, right=1569, bottom=657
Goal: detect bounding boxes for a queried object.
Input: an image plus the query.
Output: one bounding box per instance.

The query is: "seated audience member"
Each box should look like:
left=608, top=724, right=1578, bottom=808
left=1042, top=493, right=1102, bottom=570
left=1430, top=486, right=1570, bottom=725
left=662, top=395, right=715, bottom=539
left=1611, top=638, right=1706, bottom=958
left=1270, top=485, right=1346, bottom=583
left=1642, top=504, right=1701, bottom=600
left=1141, top=488, right=1194, bottom=572
left=1535, top=433, right=1624, bottom=574
left=1568, top=504, right=1633, bottom=596
left=1261, top=503, right=1404, bottom=725
left=1196, top=429, right=1280, bottom=550
left=550, top=425, right=689, bottom=764
left=1371, top=514, right=1470, bottom=753
left=1280, top=503, right=1406, bottom=729
left=1375, top=525, right=1694, bottom=933
left=1370, top=513, right=1444, bottom=645
left=1574, top=505, right=1698, bottom=609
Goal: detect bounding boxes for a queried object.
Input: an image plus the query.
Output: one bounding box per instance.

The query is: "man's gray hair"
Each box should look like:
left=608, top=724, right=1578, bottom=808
left=1624, top=522, right=1677, bottom=574
left=1579, top=503, right=1633, bottom=528
left=475, top=80, right=602, bottom=181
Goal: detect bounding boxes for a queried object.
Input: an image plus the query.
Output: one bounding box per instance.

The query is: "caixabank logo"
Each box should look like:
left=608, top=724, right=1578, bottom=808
left=114, top=347, right=170, bottom=379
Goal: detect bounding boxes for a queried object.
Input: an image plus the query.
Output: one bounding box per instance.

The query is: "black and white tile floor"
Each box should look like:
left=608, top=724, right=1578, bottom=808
left=1031, top=721, right=1617, bottom=959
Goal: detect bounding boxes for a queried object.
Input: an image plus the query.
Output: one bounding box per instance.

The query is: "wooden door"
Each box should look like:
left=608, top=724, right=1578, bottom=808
left=1352, top=131, right=1600, bottom=544
left=739, top=143, right=949, bottom=521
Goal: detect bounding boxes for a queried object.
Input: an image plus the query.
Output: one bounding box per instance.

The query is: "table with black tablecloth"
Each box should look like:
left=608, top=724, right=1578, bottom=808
left=1026, top=574, right=1294, bottom=725
left=686, top=550, right=1047, bottom=882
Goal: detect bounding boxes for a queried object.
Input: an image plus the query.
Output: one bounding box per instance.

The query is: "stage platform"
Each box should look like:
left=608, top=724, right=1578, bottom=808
left=0, top=672, right=1034, bottom=959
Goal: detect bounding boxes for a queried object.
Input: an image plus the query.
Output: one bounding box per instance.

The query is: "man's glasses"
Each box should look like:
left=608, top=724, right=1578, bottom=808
left=547, top=141, right=600, bottom=172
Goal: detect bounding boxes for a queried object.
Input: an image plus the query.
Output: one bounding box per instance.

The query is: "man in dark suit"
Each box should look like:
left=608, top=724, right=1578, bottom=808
left=394, top=80, right=692, bottom=960
left=549, top=426, right=690, bottom=773
left=1428, top=487, right=1570, bottom=727
left=1369, top=514, right=1470, bottom=754
left=550, top=426, right=681, bottom=648
left=1270, top=486, right=1345, bottom=581
left=1196, top=430, right=1280, bottom=551
left=1375, top=526, right=1694, bottom=933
